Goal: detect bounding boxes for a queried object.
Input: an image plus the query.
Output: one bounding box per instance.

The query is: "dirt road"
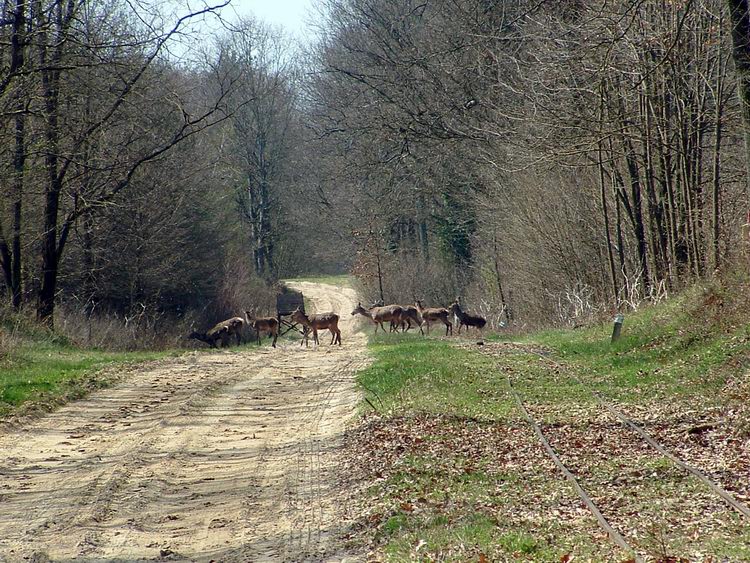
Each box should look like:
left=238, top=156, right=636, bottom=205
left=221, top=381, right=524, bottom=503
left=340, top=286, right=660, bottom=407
left=0, top=281, right=368, bottom=562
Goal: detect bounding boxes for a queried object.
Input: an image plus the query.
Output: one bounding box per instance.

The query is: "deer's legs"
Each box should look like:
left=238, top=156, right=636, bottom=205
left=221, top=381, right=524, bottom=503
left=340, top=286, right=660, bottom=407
left=329, top=328, right=341, bottom=345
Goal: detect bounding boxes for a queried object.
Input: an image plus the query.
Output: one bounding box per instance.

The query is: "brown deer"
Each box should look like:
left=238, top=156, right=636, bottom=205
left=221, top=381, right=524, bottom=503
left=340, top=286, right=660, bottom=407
left=449, top=299, right=486, bottom=334
left=352, top=303, right=403, bottom=333
left=188, top=316, right=245, bottom=348
left=291, top=307, right=342, bottom=346
left=370, top=300, right=407, bottom=333
left=415, top=300, right=453, bottom=336
left=245, top=312, right=279, bottom=348
left=398, top=305, right=424, bottom=335
left=371, top=300, right=423, bottom=334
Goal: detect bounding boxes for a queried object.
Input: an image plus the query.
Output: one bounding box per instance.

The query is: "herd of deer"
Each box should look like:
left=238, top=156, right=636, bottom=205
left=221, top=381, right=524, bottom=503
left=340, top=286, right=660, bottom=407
left=187, top=308, right=341, bottom=349
left=351, top=299, right=486, bottom=336
left=188, top=299, right=486, bottom=349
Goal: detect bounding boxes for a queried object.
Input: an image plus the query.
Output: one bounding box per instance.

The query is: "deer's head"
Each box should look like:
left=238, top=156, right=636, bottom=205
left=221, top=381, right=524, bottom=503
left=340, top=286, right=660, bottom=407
left=351, top=302, right=367, bottom=316
left=291, top=307, right=306, bottom=323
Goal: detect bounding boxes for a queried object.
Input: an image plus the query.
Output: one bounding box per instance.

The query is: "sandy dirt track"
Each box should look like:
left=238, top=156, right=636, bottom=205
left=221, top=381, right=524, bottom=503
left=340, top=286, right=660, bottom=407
left=0, top=281, right=368, bottom=562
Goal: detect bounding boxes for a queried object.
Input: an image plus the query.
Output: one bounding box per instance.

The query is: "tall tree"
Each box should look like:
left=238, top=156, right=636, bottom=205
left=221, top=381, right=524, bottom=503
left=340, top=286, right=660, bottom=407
left=728, top=0, right=750, bottom=198
left=218, top=19, right=298, bottom=278
left=0, top=0, right=242, bottom=325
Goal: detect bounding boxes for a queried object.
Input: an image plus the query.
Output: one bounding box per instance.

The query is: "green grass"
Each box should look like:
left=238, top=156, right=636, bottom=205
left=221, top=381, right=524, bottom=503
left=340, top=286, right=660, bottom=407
left=351, top=284, right=750, bottom=561
left=358, top=332, right=512, bottom=419
left=520, top=288, right=750, bottom=404
left=0, top=337, right=165, bottom=416
left=353, top=333, right=620, bottom=561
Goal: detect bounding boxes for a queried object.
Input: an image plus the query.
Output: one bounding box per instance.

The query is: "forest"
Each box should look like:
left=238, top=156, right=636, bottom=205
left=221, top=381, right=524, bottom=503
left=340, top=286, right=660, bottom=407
left=2, top=0, right=750, bottom=346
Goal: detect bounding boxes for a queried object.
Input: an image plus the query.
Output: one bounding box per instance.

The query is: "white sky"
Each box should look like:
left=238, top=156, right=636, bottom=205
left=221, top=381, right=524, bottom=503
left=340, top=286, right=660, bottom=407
left=226, top=0, right=319, bottom=39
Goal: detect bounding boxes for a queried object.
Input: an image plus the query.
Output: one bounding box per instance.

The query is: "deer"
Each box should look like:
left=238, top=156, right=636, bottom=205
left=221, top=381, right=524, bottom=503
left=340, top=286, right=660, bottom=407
left=415, top=300, right=453, bottom=336
left=398, top=305, right=424, bottom=335
left=370, top=300, right=404, bottom=333
left=291, top=307, right=342, bottom=346
left=188, top=316, right=245, bottom=348
left=449, top=299, right=487, bottom=334
left=245, top=311, right=279, bottom=348
left=352, top=302, right=403, bottom=333
left=370, top=300, right=423, bottom=334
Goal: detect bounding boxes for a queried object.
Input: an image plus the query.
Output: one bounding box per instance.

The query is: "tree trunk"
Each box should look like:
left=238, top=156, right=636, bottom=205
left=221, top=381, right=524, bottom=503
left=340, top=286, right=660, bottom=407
left=417, top=194, right=429, bottom=258
left=36, top=0, right=67, bottom=326
left=492, top=233, right=511, bottom=323
left=10, top=112, right=24, bottom=309
left=614, top=180, right=628, bottom=282
left=3, top=0, right=28, bottom=308
left=623, top=137, right=652, bottom=294
left=373, top=230, right=384, bottom=303
left=727, top=0, right=750, bottom=198
left=38, top=187, right=61, bottom=326
left=712, top=83, right=725, bottom=272
left=713, top=13, right=728, bottom=271
left=599, top=147, right=618, bottom=303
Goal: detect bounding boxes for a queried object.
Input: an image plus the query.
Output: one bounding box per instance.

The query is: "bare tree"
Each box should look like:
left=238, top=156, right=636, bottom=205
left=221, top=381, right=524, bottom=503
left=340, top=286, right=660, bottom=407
left=214, top=18, right=299, bottom=278
left=0, top=0, right=239, bottom=326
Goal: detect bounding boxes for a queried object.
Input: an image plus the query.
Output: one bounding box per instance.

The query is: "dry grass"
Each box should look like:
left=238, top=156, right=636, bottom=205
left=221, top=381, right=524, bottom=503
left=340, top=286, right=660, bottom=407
left=0, top=326, right=19, bottom=361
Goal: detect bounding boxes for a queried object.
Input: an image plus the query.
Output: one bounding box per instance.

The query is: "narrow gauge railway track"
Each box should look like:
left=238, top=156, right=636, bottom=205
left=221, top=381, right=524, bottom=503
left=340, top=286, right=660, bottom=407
left=488, top=345, right=750, bottom=560
left=530, top=350, right=750, bottom=520
left=505, top=374, right=645, bottom=563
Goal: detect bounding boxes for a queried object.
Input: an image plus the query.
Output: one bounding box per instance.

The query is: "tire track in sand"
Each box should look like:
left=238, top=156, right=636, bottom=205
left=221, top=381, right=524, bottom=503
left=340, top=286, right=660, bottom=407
left=0, top=280, right=368, bottom=562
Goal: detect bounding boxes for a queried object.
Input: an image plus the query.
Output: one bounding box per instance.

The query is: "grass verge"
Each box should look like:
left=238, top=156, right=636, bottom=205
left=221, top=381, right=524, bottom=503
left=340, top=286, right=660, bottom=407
left=348, top=282, right=750, bottom=561
left=0, top=335, right=167, bottom=418
left=349, top=333, right=623, bottom=562
left=520, top=283, right=750, bottom=407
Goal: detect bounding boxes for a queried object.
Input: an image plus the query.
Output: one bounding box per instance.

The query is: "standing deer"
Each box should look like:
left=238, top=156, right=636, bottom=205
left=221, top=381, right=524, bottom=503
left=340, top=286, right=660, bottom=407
left=352, top=303, right=403, bottom=333
left=398, top=305, right=424, bottom=335
left=415, top=300, right=453, bottom=336
left=291, top=307, right=342, bottom=346
left=370, top=300, right=408, bottom=333
left=449, top=299, right=486, bottom=334
left=188, top=316, right=245, bottom=348
left=245, top=312, right=279, bottom=348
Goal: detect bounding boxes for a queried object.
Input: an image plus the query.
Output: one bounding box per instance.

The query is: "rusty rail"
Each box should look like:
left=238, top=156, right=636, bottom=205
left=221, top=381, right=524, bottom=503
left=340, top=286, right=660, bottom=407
left=594, top=393, right=750, bottom=519
left=505, top=374, right=645, bottom=563
left=534, top=348, right=750, bottom=519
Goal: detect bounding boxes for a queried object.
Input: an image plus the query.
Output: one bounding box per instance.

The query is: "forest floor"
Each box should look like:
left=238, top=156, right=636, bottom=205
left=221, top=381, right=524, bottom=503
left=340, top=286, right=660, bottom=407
left=0, top=280, right=369, bottom=562
left=342, top=286, right=750, bottom=562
